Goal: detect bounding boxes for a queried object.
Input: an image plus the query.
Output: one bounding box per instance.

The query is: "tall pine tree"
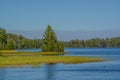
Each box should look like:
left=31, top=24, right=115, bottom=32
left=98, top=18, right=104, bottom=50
left=42, top=25, right=64, bottom=52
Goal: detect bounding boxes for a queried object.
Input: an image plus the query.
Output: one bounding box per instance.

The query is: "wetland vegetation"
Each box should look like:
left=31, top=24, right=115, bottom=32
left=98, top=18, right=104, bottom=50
left=0, top=51, right=104, bottom=67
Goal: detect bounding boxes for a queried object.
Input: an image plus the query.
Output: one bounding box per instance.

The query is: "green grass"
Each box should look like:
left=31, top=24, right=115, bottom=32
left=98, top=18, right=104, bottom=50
left=0, top=50, right=17, bottom=52
left=0, top=51, right=105, bottom=68
left=0, top=50, right=65, bottom=56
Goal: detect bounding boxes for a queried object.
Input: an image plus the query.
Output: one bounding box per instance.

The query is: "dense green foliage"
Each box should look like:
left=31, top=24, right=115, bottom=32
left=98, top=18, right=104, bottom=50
left=0, top=27, right=42, bottom=50
left=0, top=27, right=120, bottom=50
left=0, top=28, right=15, bottom=50
left=5, top=40, right=15, bottom=50
left=7, top=33, right=42, bottom=49
left=64, top=38, right=120, bottom=48
left=42, top=25, right=64, bottom=52
left=0, top=28, right=7, bottom=49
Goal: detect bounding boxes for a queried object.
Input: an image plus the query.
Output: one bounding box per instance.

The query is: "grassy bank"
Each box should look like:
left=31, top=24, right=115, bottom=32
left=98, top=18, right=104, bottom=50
left=0, top=50, right=65, bottom=56
left=0, top=51, right=105, bottom=68
left=0, top=56, right=104, bottom=68
left=0, top=50, right=17, bottom=52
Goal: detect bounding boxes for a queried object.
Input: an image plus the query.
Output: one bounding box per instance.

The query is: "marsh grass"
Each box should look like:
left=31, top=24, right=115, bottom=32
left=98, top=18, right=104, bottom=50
left=0, top=50, right=65, bottom=56
left=0, top=51, right=104, bottom=68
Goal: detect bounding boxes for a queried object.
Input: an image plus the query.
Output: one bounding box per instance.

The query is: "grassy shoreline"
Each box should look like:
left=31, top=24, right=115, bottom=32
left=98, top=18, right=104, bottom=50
left=0, top=56, right=104, bottom=68
left=0, top=51, right=105, bottom=68
left=0, top=50, right=66, bottom=56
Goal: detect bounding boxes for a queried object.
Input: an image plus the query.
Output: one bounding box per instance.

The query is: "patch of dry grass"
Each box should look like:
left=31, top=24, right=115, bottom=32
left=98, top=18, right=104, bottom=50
left=0, top=55, right=104, bottom=68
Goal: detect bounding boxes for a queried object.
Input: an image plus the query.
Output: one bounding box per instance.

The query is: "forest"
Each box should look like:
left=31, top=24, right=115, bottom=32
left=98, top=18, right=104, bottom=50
left=64, top=37, right=120, bottom=48
left=0, top=27, right=120, bottom=50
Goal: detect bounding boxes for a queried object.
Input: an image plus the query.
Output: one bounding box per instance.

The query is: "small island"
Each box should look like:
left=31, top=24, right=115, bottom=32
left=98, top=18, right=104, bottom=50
left=0, top=25, right=105, bottom=67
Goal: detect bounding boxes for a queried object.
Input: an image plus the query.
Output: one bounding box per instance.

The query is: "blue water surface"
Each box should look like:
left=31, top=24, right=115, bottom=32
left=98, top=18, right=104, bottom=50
left=0, top=48, right=120, bottom=80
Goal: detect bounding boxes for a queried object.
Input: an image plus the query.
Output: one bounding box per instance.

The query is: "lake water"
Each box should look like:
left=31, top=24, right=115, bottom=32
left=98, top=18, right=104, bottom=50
left=0, top=48, right=120, bottom=80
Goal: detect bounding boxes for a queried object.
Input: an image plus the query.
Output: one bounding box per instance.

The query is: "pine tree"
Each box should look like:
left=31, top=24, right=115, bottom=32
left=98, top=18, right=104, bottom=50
left=42, top=25, right=64, bottom=52
left=0, top=27, right=7, bottom=49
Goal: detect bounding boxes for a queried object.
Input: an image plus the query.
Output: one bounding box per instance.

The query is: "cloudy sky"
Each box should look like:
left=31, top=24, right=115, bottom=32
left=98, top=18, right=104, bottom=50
left=0, top=0, right=120, bottom=40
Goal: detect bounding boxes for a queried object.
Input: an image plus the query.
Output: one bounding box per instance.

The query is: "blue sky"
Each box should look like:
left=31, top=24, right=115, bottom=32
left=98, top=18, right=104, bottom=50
left=0, top=0, right=120, bottom=40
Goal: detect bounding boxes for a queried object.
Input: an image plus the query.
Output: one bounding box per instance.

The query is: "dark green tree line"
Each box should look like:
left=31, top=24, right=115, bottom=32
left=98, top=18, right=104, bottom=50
left=64, top=37, right=120, bottom=48
left=0, top=27, right=120, bottom=50
left=7, top=33, right=42, bottom=49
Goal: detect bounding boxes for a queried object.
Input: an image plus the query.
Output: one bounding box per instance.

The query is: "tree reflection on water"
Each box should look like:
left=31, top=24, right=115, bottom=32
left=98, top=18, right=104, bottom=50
left=0, top=64, right=56, bottom=80
left=46, top=64, right=55, bottom=80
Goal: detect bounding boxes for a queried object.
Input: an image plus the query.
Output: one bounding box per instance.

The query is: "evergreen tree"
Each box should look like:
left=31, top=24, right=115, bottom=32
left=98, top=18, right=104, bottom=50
left=0, top=27, right=7, bottom=49
left=5, top=40, right=15, bottom=50
left=42, top=25, right=64, bottom=52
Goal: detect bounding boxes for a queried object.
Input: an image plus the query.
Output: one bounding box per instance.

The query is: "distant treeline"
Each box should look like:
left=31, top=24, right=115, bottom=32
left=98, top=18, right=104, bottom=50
left=63, top=37, right=120, bottom=48
left=0, top=27, right=120, bottom=49
left=6, top=33, right=120, bottom=48
left=0, top=27, right=42, bottom=49
left=7, top=33, right=42, bottom=49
